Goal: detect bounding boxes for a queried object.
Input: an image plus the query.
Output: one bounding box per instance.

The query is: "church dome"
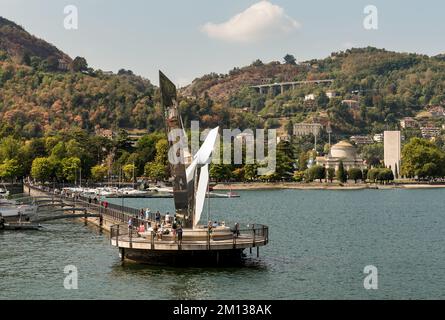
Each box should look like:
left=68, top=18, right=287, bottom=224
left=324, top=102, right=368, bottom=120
left=330, top=141, right=357, bottom=159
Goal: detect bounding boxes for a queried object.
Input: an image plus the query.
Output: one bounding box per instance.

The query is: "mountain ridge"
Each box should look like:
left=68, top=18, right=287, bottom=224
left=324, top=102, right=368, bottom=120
left=0, top=16, right=72, bottom=68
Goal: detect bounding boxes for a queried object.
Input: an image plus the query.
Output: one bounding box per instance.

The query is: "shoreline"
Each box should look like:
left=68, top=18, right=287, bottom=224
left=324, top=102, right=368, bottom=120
left=213, top=182, right=445, bottom=191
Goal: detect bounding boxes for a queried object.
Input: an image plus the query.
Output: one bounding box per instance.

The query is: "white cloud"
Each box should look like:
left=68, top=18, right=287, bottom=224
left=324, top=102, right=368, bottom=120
left=201, top=1, right=300, bottom=43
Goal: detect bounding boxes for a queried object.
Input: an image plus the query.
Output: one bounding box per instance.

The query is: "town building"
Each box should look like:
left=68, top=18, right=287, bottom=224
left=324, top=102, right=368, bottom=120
left=400, top=117, right=418, bottom=129
left=342, top=100, right=360, bottom=110
left=293, top=123, right=323, bottom=137
left=420, top=126, right=442, bottom=139
left=304, top=94, right=316, bottom=101
left=426, top=105, right=445, bottom=118
left=95, top=128, right=115, bottom=140
left=384, top=131, right=401, bottom=177
left=350, top=135, right=374, bottom=145
left=316, top=141, right=365, bottom=171
left=326, top=91, right=337, bottom=99
left=277, top=134, right=291, bottom=144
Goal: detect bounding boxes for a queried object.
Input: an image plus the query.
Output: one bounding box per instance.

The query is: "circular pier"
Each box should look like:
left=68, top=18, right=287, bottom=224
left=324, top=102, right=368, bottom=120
left=110, top=224, right=269, bottom=266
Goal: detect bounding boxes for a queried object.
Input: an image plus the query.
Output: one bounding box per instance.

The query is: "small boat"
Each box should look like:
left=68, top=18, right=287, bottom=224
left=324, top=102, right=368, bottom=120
left=1, top=221, right=42, bottom=231
left=0, top=187, right=38, bottom=222
left=227, top=185, right=240, bottom=198
left=227, top=191, right=240, bottom=198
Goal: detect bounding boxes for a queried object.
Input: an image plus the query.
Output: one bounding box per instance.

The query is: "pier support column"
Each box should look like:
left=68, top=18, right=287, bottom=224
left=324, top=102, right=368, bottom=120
left=257, top=247, right=259, bottom=258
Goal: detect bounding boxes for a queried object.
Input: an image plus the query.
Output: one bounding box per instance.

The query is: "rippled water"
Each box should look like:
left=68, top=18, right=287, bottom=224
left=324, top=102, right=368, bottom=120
left=1, top=189, right=445, bottom=299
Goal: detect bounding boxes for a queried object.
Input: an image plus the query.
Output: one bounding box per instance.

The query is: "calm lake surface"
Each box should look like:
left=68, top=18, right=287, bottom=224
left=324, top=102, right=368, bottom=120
left=1, top=189, right=445, bottom=300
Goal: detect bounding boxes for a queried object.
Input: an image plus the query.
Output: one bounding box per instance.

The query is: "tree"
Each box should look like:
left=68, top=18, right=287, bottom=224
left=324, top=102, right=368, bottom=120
left=367, top=168, right=380, bottom=183
left=377, top=168, right=394, bottom=184
left=362, top=168, right=369, bottom=182
left=361, top=144, right=384, bottom=167
left=71, top=57, right=88, bottom=72
left=327, top=167, right=335, bottom=183
left=293, top=170, right=305, bottom=182
left=123, top=164, right=136, bottom=182
left=317, top=91, right=329, bottom=108
left=244, top=164, right=258, bottom=181
left=0, top=136, right=22, bottom=161
left=144, top=162, right=167, bottom=182
left=61, top=157, right=81, bottom=182
left=45, top=56, right=59, bottom=71
left=308, top=165, right=326, bottom=183
left=285, top=120, right=294, bottom=136
left=154, top=139, right=169, bottom=165
left=348, top=168, right=363, bottom=183
left=336, top=161, right=347, bottom=183
left=0, top=159, right=23, bottom=182
left=284, top=54, right=297, bottom=65
left=31, top=157, right=53, bottom=182
left=401, top=138, right=445, bottom=180
left=66, top=139, right=84, bottom=158
left=209, top=164, right=232, bottom=182
left=51, top=142, right=67, bottom=160
left=91, top=165, right=107, bottom=182
left=251, top=59, right=264, bottom=67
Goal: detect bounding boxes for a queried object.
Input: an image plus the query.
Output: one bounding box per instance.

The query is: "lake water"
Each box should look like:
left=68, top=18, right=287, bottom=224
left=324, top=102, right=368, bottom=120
left=1, top=189, right=445, bottom=299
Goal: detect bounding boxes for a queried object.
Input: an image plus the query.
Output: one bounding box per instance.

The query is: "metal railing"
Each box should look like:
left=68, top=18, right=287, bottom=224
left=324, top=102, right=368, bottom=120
left=110, top=223, right=269, bottom=251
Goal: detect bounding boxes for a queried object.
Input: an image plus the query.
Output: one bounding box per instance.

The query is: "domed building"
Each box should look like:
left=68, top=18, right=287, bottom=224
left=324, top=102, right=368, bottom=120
left=316, top=141, right=365, bottom=171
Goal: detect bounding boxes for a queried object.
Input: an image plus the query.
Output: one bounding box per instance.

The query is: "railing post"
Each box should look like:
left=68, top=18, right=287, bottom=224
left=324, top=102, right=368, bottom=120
left=129, top=226, right=133, bottom=249
left=252, top=223, right=256, bottom=248
left=233, top=233, right=236, bottom=249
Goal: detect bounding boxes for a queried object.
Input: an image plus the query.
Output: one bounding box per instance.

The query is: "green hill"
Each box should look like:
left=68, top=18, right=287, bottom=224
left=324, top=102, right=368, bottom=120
left=184, top=47, right=445, bottom=135
left=0, top=17, right=157, bottom=137
left=2, top=15, right=445, bottom=139
left=0, top=16, right=71, bottom=68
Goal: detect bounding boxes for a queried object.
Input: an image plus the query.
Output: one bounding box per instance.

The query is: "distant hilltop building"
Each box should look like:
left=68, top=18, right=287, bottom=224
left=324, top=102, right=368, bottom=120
left=95, top=128, right=115, bottom=140
left=350, top=135, right=374, bottom=145
left=293, top=123, right=323, bottom=137
left=304, top=94, right=316, bottom=101
left=373, top=133, right=384, bottom=143
left=277, top=134, right=291, bottom=144
left=342, top=100, right=360, bottom=110
left=400, top=117, right=418, bottom=129
left=326, top=91, right=337, bottom=99
left=384, top=131, right=401, bottom=177
left=426, top=105, right=445, bottom=118
left=420, top=125, right=442, bottom=139
left=316, top=141, right=365, bottom=171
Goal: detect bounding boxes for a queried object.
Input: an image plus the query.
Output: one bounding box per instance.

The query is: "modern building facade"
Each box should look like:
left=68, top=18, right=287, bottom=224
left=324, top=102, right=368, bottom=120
left=384, top=131, right=401, bottom=177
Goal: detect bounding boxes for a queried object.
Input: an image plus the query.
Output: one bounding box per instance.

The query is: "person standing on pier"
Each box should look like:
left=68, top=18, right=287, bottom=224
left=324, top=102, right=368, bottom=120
left=172, top=220, right=178, bottom=240
left=155, top=211, right=161, bottom=225
left=145, top=208, right=151, bottom=221
left=177, top=224, right=183, bottom=245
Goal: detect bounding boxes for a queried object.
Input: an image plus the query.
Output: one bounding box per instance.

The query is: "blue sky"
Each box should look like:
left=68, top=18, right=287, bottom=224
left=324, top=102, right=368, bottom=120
left=1, top=0, right=444, bottom=86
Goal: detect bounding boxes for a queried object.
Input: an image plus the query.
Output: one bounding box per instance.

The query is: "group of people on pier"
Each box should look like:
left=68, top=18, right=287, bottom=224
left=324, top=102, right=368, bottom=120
left=128, top=208, right=184, bottom=244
